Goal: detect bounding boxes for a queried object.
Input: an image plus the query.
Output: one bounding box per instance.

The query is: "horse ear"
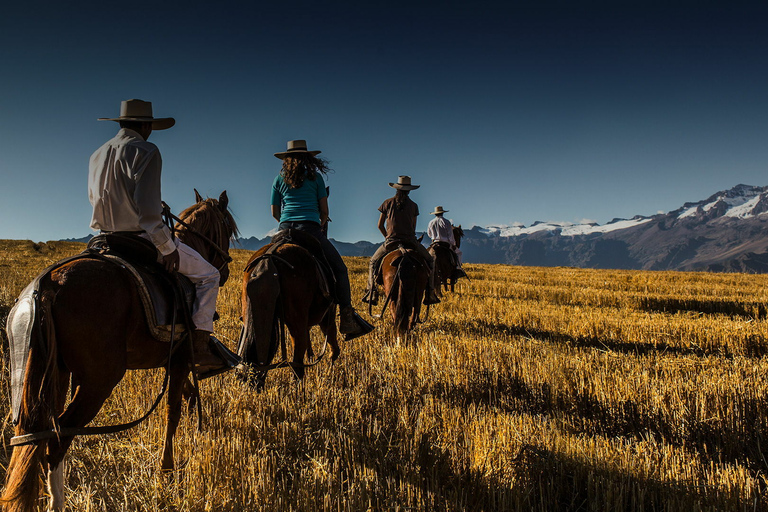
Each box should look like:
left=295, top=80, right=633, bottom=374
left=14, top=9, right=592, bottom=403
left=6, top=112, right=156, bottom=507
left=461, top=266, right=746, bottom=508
left=219, top=191, right=229, bottom=210
left=194, top=189, right=203, bottom=203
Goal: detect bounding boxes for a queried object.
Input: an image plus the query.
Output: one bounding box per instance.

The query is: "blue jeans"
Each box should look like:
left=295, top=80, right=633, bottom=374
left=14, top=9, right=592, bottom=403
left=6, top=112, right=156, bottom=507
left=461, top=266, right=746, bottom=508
left=278, top=221, right=352, bottom=308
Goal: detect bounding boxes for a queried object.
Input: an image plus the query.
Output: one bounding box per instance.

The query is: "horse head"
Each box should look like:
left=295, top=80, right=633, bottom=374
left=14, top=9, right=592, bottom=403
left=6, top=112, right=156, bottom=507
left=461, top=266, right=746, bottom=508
left=453, top=225, right=464, bottom=249
left=176, top=189, right=239, bottom=286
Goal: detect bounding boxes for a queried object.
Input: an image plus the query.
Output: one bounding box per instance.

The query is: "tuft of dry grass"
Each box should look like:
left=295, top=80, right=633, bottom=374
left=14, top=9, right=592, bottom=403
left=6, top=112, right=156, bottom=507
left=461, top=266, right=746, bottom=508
left=1, top=241, right=767, bottom=510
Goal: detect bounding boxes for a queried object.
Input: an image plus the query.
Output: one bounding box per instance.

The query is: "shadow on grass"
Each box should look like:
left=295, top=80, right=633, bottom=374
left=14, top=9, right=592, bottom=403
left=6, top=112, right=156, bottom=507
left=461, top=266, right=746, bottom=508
left=340, top=407, right=763, bottom=511
left=639, top=296, right=768, bottom=320
left=428, top=367, right=768, bottom=476
left=434, top=318, right=768, bottom=357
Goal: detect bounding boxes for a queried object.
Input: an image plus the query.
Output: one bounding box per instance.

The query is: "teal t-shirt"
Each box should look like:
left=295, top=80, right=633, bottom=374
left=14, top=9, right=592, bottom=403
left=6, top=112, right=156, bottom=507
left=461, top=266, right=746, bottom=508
left=270, top=173, right=328, bottom=224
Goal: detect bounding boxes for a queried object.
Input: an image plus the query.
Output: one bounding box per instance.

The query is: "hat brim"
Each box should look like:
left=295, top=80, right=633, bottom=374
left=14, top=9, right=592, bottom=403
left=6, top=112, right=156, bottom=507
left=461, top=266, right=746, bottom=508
left=98, top=117, right=176, bottom=130
left=274, top=150, right=322, bottom=159
left=389, top=183, right=420, bottom=190
left=430, top=210, right=448, bottom=215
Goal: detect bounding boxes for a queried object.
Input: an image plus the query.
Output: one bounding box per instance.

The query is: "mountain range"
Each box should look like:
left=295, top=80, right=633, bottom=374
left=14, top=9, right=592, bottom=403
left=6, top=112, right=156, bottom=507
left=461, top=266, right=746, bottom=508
left=62, top=184, right=768, bottom=273
left=458, top=184, right=768, bottom=272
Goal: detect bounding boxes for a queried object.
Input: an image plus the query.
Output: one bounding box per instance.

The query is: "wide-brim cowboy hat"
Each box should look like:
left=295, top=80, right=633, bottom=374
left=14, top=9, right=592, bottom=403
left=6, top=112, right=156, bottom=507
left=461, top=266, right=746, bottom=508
left=430, top=206, right=449, bottom=215
left=274, top=140, right=322, bottom=159
left=389, top=175, right=420, bottom=190
left=98, top=99, right=175, bottom=130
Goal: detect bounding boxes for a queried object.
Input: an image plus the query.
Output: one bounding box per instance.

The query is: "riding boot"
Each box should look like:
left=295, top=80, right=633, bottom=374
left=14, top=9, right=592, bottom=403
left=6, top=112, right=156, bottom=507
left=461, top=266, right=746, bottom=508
left=339, top=306, right=375, bottom=341
left=424, top=287, right=441, bottom=305
left=424, top=268, right=441, bottom=305
left=192, top=330, right=239, bottom=380
left=453, top=267, right=467, bottom=279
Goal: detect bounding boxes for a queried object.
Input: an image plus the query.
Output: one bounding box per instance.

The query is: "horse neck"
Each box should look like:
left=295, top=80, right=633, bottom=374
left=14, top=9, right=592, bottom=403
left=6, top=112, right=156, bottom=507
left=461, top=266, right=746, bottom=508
left=177, top=208, right=227, bottom=264
left=453, top=228, right=463, bottom=248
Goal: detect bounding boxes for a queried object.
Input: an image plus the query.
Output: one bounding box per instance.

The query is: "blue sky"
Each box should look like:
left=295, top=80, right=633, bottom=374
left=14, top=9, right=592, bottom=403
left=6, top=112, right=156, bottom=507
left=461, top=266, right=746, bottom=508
left=1, top=0, right=767, bottom=243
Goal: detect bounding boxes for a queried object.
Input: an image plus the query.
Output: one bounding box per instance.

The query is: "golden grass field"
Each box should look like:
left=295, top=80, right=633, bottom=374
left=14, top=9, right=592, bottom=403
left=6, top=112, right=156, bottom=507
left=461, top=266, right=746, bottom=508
left=1, top=239, right=768, bottom=511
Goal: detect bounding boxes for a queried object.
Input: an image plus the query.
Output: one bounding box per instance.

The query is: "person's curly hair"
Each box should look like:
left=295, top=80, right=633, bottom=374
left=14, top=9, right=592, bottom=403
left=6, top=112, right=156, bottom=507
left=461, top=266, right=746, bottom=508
left=280, top=154, right=331, bottom=189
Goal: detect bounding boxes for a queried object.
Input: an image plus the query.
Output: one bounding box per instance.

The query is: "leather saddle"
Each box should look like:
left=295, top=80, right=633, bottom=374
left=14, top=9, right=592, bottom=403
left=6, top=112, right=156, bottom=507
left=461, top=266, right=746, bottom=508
left=429, top=240, right=458, bottom=267
left=375, top=240, right=430, bottom=286
left=87, top=233, right=195, bottom=342
left=252, top=229, right=335, bottom=301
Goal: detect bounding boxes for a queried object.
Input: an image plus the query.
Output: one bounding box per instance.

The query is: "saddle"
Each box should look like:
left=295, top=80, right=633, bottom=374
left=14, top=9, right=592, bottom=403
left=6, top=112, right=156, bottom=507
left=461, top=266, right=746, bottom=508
left=6, top=235, right=193, bottom=424
left=246, top=229, right=334, bottom=301
left=374, top=239, right=430, bottom=286
left=87, top=233, right=195, bottom=342
left=429, top=240, right=459, bottom=267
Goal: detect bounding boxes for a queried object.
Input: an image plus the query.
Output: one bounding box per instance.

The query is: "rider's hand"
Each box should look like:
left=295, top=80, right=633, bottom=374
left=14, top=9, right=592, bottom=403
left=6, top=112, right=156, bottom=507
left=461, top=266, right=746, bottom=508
left=162, top=249, right=180, bottom=273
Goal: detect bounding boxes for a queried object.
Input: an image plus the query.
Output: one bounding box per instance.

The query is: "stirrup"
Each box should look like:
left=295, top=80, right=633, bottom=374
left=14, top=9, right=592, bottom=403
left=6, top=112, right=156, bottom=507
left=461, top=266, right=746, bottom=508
left=343, top=311, right=375, bottom=341
left=196, top=336, right=240, bottom=380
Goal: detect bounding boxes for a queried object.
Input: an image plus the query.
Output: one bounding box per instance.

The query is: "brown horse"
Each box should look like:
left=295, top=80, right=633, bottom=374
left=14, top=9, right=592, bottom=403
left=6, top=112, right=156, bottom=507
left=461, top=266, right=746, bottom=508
left=1, top=191, right=237, bottom=512
left=238, top=230, right=339, bottom=390
left=428, top=225, right=465, bottom=296
left=379, top=246, right=429, bottom=341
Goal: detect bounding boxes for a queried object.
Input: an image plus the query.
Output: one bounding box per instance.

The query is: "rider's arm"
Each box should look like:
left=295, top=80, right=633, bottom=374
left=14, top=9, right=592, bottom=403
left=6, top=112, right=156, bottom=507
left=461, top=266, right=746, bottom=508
left=270, top=176, right=283, bottom=223
left=377, top=213, right=387, bottom=238
left=134, top=149, right=176, bottom=256
left=319, top=197, right=329, bottom=226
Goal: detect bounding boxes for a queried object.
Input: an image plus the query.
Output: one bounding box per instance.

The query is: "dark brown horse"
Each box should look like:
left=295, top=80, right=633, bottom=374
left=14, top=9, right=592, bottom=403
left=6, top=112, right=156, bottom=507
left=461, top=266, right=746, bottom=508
left=238, top=230, right=339, bottom=390
left=428, top=225, right=465, bottom=296
left=1, top=191, right=237, bottom=512
left=379, top=246, right=429, bottom=341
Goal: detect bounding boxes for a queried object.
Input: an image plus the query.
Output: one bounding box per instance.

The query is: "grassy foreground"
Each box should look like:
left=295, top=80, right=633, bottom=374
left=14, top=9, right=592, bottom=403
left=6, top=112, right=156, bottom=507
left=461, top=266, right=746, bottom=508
left=1, top=239, right=768, bottom=511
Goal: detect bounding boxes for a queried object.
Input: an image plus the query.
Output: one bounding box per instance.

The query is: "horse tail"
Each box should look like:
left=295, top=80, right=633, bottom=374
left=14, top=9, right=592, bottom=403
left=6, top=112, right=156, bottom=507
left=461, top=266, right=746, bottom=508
left=241, top=257, right=281, bottom=367
left=2, top=289, right=61, bottom=511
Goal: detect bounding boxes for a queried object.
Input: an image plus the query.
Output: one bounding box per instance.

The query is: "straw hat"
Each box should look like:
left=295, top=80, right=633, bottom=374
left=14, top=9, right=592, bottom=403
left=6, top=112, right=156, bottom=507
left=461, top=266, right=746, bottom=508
left=389, top=175, right=420, bottom=190
left=430, top=206, right=449, bottom=215
left=98, top=99, right=175, bottom=130
left=274, top=140, right=322, bottom=159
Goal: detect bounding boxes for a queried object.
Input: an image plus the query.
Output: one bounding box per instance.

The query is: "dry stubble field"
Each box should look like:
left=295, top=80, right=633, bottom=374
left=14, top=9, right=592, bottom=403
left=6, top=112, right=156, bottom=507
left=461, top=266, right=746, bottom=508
left=1, top=239, right=768, bottom=511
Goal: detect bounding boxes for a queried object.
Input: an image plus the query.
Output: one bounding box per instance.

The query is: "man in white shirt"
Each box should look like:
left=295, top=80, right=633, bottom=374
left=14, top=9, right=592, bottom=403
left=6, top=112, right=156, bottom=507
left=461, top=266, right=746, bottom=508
left=427, top=206, right=464, bottom=274
left=89, top=99, right=235, bottom=378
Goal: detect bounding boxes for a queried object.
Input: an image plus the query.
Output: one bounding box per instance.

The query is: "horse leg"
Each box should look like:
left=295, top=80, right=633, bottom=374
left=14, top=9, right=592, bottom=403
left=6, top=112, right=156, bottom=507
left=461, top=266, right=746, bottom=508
left=161, top=353, right=190, bottom=471
left=46, top=369, right=71, bottom=512
left=47, top=461, right=65, bottom=512
left=288, top=323, right=309, bottom=381
left=320, top=305, right=340, bottom=360
left=181, top=376, right=198, bottom=413
left=46, top=374, right=122, bottom=511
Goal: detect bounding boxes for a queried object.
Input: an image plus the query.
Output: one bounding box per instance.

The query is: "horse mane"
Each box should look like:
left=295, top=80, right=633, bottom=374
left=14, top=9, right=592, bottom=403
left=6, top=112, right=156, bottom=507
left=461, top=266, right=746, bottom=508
left=177, top=198, right=240, bottom=247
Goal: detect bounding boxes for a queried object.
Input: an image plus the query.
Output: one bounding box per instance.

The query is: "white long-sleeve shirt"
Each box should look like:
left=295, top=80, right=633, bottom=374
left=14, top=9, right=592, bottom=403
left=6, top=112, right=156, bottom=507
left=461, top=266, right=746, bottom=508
left=88, top=128, right=176, bottom=255
left=427, top=215, right=456, bottom=246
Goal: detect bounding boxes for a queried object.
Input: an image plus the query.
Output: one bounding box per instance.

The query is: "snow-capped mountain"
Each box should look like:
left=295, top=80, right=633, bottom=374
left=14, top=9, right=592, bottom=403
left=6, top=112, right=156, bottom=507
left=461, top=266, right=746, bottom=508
left=460, top=184, right=768, bottom=272
left=479, top=217, right=653, bottom=238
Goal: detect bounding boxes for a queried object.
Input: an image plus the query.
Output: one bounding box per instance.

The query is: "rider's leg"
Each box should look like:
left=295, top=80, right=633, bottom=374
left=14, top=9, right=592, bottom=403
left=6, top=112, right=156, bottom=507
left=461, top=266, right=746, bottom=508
left=415, top=243, right=441, bottom=304
left=363, top=243, right=388, bottom=304
left=177, top=242, right=237, bottom=376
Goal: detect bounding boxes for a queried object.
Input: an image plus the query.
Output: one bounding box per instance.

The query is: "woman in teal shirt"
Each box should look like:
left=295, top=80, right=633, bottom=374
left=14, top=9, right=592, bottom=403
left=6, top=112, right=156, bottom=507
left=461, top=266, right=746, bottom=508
left=270, top=140, right=372, bottom=340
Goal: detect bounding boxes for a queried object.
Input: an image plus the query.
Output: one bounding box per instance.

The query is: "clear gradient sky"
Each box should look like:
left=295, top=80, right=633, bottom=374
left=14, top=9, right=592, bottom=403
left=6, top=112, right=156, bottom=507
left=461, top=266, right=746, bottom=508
left=1, top=1, right=767, bottom=243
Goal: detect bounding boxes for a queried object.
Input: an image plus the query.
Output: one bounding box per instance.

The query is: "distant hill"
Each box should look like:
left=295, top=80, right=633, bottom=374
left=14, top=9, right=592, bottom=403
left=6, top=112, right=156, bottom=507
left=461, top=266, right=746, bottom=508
left=61, top=184, right=768, bottom=272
